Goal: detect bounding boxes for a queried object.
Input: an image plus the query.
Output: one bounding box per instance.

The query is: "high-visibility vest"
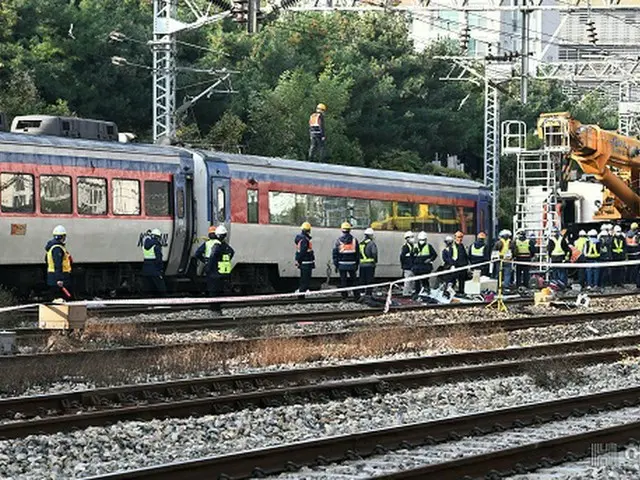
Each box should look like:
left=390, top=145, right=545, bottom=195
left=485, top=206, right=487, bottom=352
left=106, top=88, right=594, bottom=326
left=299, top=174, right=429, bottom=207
left=499, top=239, right=511, bottom=258
left=143, top=243, right=158, bottom=260
left=550, top=237, right=565, bottom=256
left=296, top=237, right=314, bottom=265
left=47, top=244, right=71, bottom=273
left=470, top=244, right=484, bottom=257
left=612, top=237, right=625, bottom=254
left=309, top=113, right=322, bottom=128
left=515, top=239, right=531, bottom=255
left=204, top=239, right=217, bottom=258
left=339, top=239, right=356, bottom=253
left=210, top=239, right=232, bottom=274
left=417, top=243, right=431, bottom=257
left=359, top=239, right=375, bottom=263
left=574, top=237, right=587, bottom=253
left=586, top=241, right=600, bottom=259
left=403, top=242, right=413, bottom=256
left=451, top=245, right=458, bottom=261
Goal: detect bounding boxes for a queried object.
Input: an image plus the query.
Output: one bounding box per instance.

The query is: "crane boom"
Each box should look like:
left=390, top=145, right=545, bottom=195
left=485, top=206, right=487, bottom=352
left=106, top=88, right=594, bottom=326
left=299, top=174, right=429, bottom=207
left=538, top=112, right=640, bottom=220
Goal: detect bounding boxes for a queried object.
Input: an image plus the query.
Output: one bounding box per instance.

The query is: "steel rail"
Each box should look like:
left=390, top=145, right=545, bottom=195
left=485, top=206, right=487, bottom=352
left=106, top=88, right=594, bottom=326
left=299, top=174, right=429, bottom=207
left=1, top=335, right=638, bottom=440
left=85, top=386, right=640, bottom=479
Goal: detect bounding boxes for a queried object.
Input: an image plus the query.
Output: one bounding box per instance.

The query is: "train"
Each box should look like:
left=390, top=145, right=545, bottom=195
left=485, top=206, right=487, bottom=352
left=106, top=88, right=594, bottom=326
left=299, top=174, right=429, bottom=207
left=0, top=128, right=491, bottom=296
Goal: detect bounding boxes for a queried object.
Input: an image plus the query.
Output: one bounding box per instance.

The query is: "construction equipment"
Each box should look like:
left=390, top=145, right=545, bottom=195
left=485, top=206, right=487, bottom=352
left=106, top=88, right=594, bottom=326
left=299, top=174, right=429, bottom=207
left=538, top=112, right=640, bottom=220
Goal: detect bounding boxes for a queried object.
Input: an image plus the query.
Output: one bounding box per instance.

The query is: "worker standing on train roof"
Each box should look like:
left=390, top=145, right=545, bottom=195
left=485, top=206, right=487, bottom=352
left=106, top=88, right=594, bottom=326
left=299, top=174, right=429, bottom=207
left=295, top=222, right=315, bottom=296
left=142, top=228, right=166, bottom=297
left=583, top=229, right=602, bottom=289
left=514, top=229, right=536, bottom=288
left=547, top=227, right=570, bottom=287
left=400, top=231, right=416, bottom=297
left=308, top=103, right=327, bottom=162
left=412, top=231, right=436, bottom=297
left=194, top=226, right=218, bottom=275
left=468, top=232, right=489, bottom=276
left=493, top=229, right=514, bottom=291
left=45, top=225, right=73, bottom=301
left=333, top=222, right=360, bottom=301
left=451, top=231, right=469, bottom=293
left=207, top=225, right=235, bottom=312
left=358, top=227, right=378, bottom=298
left=598, top=224, right=613, bottom=288
left=611, top=225, right=627, bottom=287
left=626, top=222, right=640, bottom=285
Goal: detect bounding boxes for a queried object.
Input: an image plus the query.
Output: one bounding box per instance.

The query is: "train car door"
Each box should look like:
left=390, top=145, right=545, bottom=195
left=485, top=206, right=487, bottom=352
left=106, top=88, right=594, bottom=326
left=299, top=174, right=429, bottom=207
left=165, top=171, right=194, bottom=275
left=211, top=176, right=230, bottom=228
left=477, top=198, right=490, bottom=236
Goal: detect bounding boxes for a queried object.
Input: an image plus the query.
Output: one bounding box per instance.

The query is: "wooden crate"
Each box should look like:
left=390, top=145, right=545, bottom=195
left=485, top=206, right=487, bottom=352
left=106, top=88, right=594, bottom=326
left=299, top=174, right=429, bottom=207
left=38, top=304, right=87, bottom=330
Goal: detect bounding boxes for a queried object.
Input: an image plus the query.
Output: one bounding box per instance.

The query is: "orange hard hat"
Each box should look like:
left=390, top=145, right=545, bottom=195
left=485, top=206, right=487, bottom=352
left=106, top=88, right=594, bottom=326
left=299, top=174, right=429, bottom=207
left=208, top=226, right=216, bottom=234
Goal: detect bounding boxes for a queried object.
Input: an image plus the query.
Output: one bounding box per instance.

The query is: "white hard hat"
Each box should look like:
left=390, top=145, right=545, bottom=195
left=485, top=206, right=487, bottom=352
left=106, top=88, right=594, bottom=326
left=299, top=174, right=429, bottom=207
left=600, top=224, right=607, bottom=231
left=445, top=235, right=453, bottom=242
left=364, top=227, right=374, bottom=236
left=579, top=229, right=586, bottom=236
left=499, top=229, right=509, bottom=238
left=404, top=231, right=414, bottom=239
left=614, top=225, right=622, bottom=233
left=417, top=231, right=428, bottom=241
left=151, top=228, right=162, bottom=236
left=215, top=225, right=227, bottom=236
left=52, top=225, right=66, bottom=236
left=588, top=229, right=598, bottom=236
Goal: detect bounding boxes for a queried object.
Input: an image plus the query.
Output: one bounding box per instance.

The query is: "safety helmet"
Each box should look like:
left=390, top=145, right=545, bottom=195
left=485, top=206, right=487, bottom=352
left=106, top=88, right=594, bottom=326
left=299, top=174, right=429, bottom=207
left=316, top=103, right=327, bottom=112
left=215, top=225, right=227, bottom=236
left=579, top=229, right=586, bottom=236
left=477, top=232, right=487, bottom=239
left=499, top=229, right=508, bottom=238
left=364, top=227, right=374, bottom=237
left=588, top=229, right=598, bottom=236
left=445, top=235, right=453, bottom=243
left=417, top=231, right=428, bottom=241
left=52, top=225, right=66, bottom=236
left=340, top=222, right=352, bottom=231
left=632, top=222, right=639, bottom=230
left=208, top=226, right=216, bottom=235
left=404, top=231, right=414, bottom=239
left=600, top=224, right=607, bottom=231
left=301, top=222, right=312, bottom=231
left=151, top=228, right=162, bottom=237
left=551, top=226, right=560, bottom=234
left=614, top=225, right=622, bottom=233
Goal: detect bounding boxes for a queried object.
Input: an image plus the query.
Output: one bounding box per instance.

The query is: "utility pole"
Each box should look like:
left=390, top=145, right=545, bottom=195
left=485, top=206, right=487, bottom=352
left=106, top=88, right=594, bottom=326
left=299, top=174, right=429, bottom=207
left=248, top=0, right=260, bottom=33
left=520, top=0, right=529, bottom=104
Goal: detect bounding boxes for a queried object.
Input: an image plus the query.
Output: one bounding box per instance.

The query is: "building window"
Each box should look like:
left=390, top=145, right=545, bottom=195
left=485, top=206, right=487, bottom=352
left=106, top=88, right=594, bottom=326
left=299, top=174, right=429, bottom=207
left=40, top=175, right=72, bottom=214
left=247, top=189, right=259, bottom=223
left=112, top=179, right=140, bottom=215
left=77, top=177, right=107, bottom=215
left=144, top=180, right=172, bottom=217
left=0, top=173, right=35, bottom=213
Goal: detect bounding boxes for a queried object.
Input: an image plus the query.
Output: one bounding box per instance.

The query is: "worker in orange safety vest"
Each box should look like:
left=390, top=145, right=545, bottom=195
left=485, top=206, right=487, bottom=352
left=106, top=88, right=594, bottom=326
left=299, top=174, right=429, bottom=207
left=308, top=103, right=327, bottom=162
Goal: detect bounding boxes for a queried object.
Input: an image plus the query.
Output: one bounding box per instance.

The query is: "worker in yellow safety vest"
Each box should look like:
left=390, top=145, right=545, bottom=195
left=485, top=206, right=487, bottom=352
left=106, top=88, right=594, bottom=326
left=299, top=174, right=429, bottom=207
left=572, top=229, right=588, bottom=286
left=295, top=222, right=315, bottom=296
left=142, top=228, right=166, bottom=296
left=547, top=227, right=571, bottom=287
left=583, top=229, right=602, bottom=289
left=412, top=231, right=436, bottom=297
left=206, top=225, right=235, bottom=312
left=194, top=226, right=218, bottom=275
left=45, top=225, right=73, bottom=300
left=492, top=229, right=514, bottom=290
left=611, top=225, right=627, bottom=287
left=358, top=228, right=378, bottom=297
left=468, top=232, right=489, bottom=276
left=626, top=222, right=640, bottom=285
left=514, top=229, right=536, bottom=288
left=308, top=103, right=327, bottom=162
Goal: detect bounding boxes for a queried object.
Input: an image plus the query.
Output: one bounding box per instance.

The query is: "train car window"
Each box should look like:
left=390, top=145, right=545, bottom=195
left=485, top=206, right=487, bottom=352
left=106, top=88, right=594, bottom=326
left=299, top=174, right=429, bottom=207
left=0, top=173, right=35, bottom=213
left=247, top=189, right=259, bottom=223
left=412, top=204, right=438, bottom=233
left=268, top=191, right=297, bottom=225
left=62, top=121, right=70, bottom=131
left=393, top=202, right=417, bottom=231
left=323, top=196, right=348, bottom=227
left=463, top=207, right=476, bottom=234
left=217, top=187, right=226, bottom=222
left=15, top=120, right=41, bottom=129
left=177, top=188, right=185, bottom=218
left=299, top=194, right=324, bottom=227
left=77, top=177, right=107, bottom=215
left=112, top=179, right=140, bottom=215
left=369, top=200, right=393, bottom=231
left=40, top=175, right=72, bottom=214
left=347, top=199, right=369, bottom=229
left=144, top=181, right=172, bottom=217
left=432, top=205, right=458, bottom=233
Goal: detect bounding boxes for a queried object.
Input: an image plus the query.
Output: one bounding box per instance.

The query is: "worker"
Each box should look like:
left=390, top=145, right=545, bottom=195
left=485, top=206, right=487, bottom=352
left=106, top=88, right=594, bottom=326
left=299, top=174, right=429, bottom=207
left=308, top=103, right=327, bottom=162
left=514, top=229, right=536, bottom=288
left=598, top=224, right=613, bottom=288
left=142, top=228, right=166, bottom=296
left=333, top=222, right=360, bottom=301
left=468, top=232, right=489, bottom=276
left=452, top=231, right=469, bottom=293
left=295, top=222, right=315, bottom=296
left=441, top=235, right=457, bottom=289
left=412, top=231, right=437, bottom=297
left=572, top=229, right=588, bottom=287
left=358, top=227, right=378, bottom=297
left=194, top=226, right=218, bottom=275
left=400, top=231, right=416, bottom=297
left=493, top=229, right=513, bottom=290
left=547, top=227, right=570, bottom=286
left=583, top=229, right=601, bottom=289
left=206, top=225, right=235, bottom=312
left=45, top=225, right=73, bottom=301
left=611, top=225, right=627, bottom=287
left=626, top=222, right=640, bottom=285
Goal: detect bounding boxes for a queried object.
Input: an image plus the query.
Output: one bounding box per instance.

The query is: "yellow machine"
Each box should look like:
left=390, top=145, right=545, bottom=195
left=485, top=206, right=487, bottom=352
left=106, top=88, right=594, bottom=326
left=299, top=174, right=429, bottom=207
left=538, top=112, right=640, bottom=220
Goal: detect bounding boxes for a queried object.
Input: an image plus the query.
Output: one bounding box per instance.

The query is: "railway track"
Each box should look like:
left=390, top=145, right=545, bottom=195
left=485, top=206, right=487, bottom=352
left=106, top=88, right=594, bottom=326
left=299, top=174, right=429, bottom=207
left=86, top=385, right=640, bottom=479
left=1, top=333, right=638, bottom=440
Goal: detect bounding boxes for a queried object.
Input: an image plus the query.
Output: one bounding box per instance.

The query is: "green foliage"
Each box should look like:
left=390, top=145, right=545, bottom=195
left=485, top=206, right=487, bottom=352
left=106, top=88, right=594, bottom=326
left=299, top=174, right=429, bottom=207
left=205, top=111, right=247, bottom=152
